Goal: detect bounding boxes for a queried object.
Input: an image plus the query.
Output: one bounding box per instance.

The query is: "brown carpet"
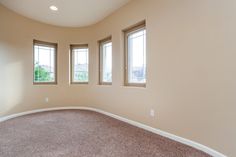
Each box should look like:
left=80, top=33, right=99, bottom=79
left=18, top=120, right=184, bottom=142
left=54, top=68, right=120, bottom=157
left=0, top=110, right=211, bottom=157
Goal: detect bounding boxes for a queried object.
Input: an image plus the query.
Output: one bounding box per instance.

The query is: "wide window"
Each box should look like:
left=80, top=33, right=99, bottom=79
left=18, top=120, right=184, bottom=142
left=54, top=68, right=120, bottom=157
left=70, top=44, right=89, bottom=84
left=99, top=37, right=112, bottom=85
left=124, top=21, right=146, bottom=87
left=33, top=40, right=57, bottom=84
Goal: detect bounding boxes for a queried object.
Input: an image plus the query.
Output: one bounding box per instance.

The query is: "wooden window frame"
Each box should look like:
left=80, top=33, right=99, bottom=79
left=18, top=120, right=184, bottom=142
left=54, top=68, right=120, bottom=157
left=33, top=39, right=58, bottom=85
left=70, top=44, right=89, bottom=84
left=123, top=20, right=146, bottom=87
left=98, top=36, right=112, bottom=85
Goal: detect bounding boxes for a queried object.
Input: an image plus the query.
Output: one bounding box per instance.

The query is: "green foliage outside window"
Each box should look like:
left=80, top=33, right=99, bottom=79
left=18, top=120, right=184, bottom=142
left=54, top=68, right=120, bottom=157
left=34, top=63, right=54, bottom=82
left=75, top=71, right=88, bottom=82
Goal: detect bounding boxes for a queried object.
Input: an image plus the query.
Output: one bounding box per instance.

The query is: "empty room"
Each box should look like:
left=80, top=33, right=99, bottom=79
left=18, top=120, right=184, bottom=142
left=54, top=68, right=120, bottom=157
left=0, top=0, right=235, bottom=156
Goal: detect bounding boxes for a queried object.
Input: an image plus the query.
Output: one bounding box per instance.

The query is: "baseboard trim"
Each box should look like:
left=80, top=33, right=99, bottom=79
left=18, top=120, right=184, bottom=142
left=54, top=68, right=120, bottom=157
left=0, top=106, right=226, bottom=157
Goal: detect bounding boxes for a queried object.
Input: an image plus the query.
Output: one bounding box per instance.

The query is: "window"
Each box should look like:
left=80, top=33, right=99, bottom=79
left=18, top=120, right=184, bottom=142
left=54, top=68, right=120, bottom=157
left=124, top=21, right=146, bottom=87
left=33, top=40, right=57, bottom=84
left=99, top=37, right=112, bottom=85
left=70, top=44, right=89, bottom=84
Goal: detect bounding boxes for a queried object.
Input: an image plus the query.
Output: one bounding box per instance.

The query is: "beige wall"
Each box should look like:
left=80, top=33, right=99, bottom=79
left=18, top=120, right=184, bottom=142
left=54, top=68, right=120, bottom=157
left=0, top=0, right=235, bottom=156
left=0, top=4, right=95, bottom=115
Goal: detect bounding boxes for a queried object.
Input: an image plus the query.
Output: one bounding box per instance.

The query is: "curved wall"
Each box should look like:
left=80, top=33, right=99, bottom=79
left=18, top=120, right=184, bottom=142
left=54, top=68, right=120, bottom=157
left=0, top=0, right=236, bottom=156
left=0, top=4, right=94, bottom=114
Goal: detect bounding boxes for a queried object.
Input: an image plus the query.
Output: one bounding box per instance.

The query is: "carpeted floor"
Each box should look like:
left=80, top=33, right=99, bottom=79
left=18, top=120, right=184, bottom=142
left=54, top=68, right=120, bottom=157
left=0, top=110, right=211, bottom=157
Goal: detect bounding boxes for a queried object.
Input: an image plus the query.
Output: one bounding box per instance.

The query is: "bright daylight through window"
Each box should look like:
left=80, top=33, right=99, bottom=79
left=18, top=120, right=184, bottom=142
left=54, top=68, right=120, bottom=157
left=99, top=37, right=112, bottom=84
left=125, top=22, right=146, bottom=86
left=33, top=40, right=57, bottom=84
left=70, top=45, right=89, bottom=83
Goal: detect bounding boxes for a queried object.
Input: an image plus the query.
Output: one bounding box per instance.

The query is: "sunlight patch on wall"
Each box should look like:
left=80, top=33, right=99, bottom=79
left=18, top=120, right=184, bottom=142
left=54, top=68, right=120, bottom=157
left=0, top=62, right=23, bottom=116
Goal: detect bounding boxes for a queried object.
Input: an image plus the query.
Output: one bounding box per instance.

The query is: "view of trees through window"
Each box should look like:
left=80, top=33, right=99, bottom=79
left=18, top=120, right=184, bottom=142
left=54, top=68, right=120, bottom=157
left=33, top=21, right=146, bottom=87
left=34, top=44, right=56, bottom=83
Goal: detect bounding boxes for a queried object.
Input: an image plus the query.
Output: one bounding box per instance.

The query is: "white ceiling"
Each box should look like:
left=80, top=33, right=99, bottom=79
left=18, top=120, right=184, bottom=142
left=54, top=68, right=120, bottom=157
left=0, top=0, right=131, bottom=27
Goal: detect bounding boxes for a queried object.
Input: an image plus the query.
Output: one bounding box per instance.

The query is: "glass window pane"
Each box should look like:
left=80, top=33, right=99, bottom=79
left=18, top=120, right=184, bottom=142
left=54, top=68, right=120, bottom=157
left=102, top=42, right=112, bottom=83
left=127, top=29, right=146, bottom=84
left=73, top=48, right=89, bottom=82
left=34, top=44, right=56, bottom=83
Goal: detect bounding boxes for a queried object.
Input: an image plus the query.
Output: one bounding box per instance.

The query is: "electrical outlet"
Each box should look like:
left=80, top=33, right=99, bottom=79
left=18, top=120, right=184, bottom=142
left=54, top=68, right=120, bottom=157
left=45, top=97, right=49, bottom=103
left=150, top=109, right=155, bottom=117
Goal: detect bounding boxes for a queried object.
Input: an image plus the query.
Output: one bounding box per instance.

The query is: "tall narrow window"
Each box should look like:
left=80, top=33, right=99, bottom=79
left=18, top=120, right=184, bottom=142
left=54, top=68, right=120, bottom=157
left=124, top=21, right=146, bottom=87
left=33, top=40, right=57, bottom=84
left=70, top=44, right=89, bottom=84
left=99, top=37, right=112, bottom=85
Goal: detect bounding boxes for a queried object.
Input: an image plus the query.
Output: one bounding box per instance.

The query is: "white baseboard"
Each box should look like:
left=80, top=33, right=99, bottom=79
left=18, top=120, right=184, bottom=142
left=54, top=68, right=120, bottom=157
left=0, top=106, right=227, bottom=157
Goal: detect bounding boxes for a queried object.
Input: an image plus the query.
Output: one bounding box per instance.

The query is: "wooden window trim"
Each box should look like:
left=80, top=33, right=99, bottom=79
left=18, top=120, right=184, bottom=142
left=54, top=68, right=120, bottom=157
left=33, top=39, right=58, bottom=85
left=98, top=36, right=112, bottom=85
left=123, top=20, right=146, bottom=87
left=70, top=44, right=89, bottom=84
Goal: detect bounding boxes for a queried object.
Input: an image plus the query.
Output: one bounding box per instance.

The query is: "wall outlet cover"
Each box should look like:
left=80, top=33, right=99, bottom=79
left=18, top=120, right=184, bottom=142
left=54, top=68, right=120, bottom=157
left=150, top=109, right=155, bottom=117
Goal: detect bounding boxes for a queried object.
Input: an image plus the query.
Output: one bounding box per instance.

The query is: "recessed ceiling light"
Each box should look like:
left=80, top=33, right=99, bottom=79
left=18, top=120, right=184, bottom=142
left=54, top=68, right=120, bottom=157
left=49, top=5, right=58, bottom=11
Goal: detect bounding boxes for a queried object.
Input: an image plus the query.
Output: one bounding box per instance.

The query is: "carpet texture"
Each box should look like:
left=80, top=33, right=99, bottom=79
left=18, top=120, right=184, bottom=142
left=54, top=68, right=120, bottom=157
left=0, top=110, right=212, bottom=157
